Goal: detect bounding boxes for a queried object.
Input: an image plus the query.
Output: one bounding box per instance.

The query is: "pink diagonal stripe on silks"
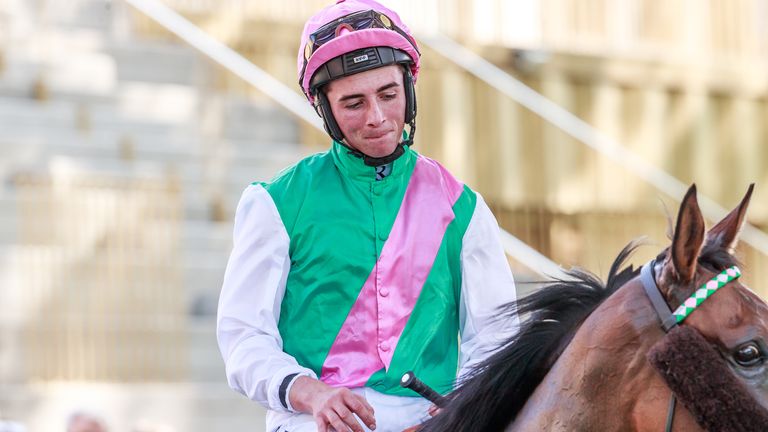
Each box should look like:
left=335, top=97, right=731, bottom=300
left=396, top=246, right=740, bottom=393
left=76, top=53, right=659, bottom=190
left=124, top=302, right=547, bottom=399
left=376, top=157, right=464, bottom=369
left=320, top=156, right=465, bottom=386
left=319, top=264, right=384, bottom=387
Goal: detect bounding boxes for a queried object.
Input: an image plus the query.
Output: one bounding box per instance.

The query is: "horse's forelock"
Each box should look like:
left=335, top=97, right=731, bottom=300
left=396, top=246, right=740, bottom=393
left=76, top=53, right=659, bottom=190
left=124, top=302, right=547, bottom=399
left=697, top=242, right=740, bottom=272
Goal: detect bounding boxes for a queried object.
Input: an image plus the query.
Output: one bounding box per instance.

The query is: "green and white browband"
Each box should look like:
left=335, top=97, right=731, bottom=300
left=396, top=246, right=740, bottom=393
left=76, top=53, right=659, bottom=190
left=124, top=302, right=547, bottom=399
left=673, top=266, right=741, bottom=323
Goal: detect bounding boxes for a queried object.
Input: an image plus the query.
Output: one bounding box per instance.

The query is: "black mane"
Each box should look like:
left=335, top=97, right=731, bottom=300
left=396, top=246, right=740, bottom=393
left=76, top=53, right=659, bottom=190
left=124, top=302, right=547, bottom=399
left=418, top=242, right=642, bottom=432
left=418, top=239, right=740, bottom=432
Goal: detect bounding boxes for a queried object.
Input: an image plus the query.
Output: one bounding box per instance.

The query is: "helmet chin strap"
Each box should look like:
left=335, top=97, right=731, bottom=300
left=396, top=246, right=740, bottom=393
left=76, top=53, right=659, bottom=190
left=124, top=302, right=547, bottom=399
left=342, top=120, right=416, bottom=167
left=349, top=143, right=405, bottom=167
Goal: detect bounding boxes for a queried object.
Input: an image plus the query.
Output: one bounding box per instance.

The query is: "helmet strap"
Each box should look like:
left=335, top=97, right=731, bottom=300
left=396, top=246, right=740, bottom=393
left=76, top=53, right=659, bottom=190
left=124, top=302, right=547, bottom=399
left=356, top=143, right=406, bottom=167
left=315, top=91, right=345, bottom=142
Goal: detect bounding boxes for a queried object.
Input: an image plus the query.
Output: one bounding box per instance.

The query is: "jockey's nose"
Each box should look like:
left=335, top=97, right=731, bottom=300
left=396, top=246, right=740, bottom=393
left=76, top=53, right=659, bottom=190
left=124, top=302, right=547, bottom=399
left=366, top=100, right=385, bottom=127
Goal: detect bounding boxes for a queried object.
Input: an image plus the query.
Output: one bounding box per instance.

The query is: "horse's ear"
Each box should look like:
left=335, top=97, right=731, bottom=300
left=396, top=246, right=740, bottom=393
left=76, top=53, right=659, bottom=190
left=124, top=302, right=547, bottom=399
left=705, top=183, right=754, bottom=254
left=670, top=184, right=705, bottom=283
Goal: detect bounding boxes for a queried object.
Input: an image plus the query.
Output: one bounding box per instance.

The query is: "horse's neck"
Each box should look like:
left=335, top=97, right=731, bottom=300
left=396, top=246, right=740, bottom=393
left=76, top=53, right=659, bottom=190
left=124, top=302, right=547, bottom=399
left=510, top=281, right=665, bottom=431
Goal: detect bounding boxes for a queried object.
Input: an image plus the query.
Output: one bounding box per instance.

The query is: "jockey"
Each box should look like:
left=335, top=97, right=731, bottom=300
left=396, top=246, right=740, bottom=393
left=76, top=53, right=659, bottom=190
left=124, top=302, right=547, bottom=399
left=217, top=0, right=518, bottom=431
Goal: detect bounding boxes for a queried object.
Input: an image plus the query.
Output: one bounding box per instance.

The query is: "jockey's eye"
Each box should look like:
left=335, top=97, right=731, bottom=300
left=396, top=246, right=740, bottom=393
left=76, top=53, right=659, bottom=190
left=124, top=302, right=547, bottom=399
left=733, top=342, right=764, bottom=367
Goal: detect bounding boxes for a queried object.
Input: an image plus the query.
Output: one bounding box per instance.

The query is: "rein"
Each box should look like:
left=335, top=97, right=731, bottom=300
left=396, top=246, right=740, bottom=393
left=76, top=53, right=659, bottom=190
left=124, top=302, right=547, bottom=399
left=640, top=261, right=741, bottom=432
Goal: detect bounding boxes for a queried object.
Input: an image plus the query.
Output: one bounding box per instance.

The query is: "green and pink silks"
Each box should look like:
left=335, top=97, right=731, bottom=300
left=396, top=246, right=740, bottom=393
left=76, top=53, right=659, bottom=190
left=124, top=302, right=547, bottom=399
left=264, top=143, right=476, bottom=396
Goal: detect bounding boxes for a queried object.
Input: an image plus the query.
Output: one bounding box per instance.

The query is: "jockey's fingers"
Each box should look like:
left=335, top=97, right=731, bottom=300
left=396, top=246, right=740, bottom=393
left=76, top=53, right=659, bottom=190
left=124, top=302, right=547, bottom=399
left=345, top=393, right=376, bottom=429
left=334, top=405, right=364, bottom=432
left=314, top=415, right=329, bottom=432
left=325, top=410, right=353, bottom=432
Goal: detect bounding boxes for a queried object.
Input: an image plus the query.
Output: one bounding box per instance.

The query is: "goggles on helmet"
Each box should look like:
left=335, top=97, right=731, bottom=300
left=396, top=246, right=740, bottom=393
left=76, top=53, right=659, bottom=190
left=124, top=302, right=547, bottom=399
left=298, top=9, right=419, bottom=91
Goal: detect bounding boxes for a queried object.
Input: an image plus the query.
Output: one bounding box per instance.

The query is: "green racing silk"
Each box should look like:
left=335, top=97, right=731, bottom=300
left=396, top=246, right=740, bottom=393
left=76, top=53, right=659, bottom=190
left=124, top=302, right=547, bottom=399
left=259, top=142, right=477, bottom=396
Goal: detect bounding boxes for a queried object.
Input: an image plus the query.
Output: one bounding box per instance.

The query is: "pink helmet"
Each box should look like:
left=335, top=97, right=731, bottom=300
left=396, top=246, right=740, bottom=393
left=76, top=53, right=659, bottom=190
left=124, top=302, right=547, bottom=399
left=297, top=0, right=421, bottom=104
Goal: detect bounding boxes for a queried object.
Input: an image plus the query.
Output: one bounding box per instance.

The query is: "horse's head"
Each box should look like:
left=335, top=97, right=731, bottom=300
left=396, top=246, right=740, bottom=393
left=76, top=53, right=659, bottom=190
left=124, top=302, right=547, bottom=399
left=649, top=184, right=768, bottom=425
left=418, top=183, right=768, bottom=432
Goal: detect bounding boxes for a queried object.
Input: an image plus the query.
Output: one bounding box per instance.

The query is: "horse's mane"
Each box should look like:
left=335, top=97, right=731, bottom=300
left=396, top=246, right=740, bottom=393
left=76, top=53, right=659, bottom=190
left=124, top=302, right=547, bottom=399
left=418, top=239, right=741, bottom=432
left=418, top=241, right=642, bottom=432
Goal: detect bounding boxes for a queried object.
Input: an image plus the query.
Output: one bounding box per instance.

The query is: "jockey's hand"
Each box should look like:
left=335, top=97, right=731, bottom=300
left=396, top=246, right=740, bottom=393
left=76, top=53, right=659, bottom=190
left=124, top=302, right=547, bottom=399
left=289, top=376, right=376, bottom=432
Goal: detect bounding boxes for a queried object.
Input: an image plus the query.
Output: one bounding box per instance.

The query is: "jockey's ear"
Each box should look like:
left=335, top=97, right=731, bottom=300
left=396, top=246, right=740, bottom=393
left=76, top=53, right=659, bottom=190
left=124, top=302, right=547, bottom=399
left=705, top=183, right=754, bottom=254
left=669, top=184, right=705, bottom=284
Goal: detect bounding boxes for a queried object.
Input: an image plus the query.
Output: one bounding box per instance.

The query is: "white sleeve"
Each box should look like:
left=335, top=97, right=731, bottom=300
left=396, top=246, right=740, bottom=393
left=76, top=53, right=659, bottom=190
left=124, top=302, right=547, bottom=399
left=217, top=184, right=317, bottom=412
left=457, top=193, right=519, bottom=381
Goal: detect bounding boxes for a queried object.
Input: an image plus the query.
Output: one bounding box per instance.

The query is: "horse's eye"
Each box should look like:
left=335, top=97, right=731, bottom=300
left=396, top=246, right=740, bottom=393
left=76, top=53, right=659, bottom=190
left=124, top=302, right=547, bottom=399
left=733, top=342, right=764, bottom=367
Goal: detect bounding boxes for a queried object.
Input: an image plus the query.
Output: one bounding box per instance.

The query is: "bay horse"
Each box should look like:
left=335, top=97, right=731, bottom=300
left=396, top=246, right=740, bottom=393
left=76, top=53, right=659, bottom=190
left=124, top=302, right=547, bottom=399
left=418, top=184, right=768, bottom=431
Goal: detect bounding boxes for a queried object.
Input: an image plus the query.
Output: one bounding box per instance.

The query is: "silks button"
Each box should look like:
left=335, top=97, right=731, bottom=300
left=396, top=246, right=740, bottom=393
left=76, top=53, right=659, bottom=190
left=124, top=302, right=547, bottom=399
left=379, top=288, right=389, bottom=297
left=380, top=342, right=390, bottom=352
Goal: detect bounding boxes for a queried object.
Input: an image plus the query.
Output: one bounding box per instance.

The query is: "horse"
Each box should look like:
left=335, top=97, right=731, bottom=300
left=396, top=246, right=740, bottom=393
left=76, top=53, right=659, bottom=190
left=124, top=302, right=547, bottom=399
left=417, top=184, right=768, bottom=431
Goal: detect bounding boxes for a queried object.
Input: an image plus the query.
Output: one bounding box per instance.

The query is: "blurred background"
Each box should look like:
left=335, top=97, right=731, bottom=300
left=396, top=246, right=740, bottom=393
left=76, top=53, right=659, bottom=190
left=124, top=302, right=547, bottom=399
left=0, top=0, right=766, bottom=430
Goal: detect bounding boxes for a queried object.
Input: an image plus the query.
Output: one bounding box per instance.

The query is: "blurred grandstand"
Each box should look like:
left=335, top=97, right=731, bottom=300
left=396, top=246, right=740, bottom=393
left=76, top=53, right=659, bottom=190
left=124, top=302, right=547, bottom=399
left=0, top=0, right=766, bottom=430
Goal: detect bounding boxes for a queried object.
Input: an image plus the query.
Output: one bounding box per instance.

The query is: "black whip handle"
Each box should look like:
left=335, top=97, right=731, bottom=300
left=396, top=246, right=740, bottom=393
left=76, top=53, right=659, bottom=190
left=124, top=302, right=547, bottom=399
left=400, top=371, right=448, bottom=408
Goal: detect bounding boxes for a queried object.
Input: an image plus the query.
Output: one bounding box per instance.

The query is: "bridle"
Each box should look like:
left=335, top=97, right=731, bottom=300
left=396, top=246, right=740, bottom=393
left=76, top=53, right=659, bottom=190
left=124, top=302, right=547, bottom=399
left=640, top=260, right=742, bottom=432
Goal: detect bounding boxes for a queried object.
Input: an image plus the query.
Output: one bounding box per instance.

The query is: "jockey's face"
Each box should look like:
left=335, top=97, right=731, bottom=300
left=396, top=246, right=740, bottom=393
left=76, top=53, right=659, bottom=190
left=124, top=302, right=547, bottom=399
left=325, top=65, right=406, bottom=158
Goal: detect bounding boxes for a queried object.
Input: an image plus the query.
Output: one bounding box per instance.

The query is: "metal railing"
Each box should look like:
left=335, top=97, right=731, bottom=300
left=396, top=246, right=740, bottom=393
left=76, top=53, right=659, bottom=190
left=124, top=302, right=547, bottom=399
left=124, top=0, right=568, bottom=278
left=419, top=33, right=768, bottom=256
left=156, top=0, right=768, bottom=64
left=125, top=0, right=768, bottom=273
